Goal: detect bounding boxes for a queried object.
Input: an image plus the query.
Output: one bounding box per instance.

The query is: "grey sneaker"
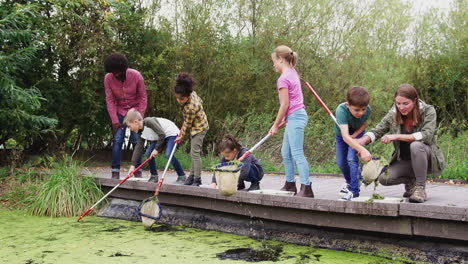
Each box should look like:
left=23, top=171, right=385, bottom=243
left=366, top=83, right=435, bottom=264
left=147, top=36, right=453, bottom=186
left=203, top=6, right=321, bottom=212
left=175, top=175, right=186, bottom=185
left=403, top=182, right=416, bottom=198
left=409, top=186, right=427, bottom=203
left=148, top=175, right=158, bottom=183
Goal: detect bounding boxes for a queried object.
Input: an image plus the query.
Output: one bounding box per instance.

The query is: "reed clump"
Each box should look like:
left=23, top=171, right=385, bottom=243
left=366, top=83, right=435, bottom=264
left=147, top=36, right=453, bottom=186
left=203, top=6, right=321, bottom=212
left=29, top=155, right=104, bottom=217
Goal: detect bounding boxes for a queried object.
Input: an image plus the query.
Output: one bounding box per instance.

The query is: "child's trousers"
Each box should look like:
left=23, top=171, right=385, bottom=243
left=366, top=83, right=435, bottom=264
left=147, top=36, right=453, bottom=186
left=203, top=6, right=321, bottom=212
left=190, top=130, right=207, bottom=178
left=137, top=136, right=185, bottom=176
left=335, top=131, right=365, bottom=197
left=282, top=109, right=310, bottom=185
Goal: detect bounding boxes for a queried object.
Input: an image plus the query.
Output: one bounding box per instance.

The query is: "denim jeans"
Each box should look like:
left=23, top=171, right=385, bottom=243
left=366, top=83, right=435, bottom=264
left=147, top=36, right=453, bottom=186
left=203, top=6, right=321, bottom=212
left=112, top=114, right=138, bottom=172
left=138, top=136, right=185, bottom=176
left=335, top=131, right=365, bottom=196
left=282, top=108, right=310, bottom=185
left=242, top=165, right=259, bottom=183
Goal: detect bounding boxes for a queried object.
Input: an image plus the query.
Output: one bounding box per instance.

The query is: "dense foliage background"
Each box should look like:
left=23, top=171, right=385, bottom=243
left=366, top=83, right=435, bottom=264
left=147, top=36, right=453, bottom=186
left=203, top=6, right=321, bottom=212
left=1, top=0, right=466, bottom=178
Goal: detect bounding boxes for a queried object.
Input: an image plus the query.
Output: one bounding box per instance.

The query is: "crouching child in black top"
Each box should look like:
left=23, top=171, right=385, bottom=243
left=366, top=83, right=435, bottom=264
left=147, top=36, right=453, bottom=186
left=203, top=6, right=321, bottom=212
left=210, top=135, right=264, bottom=191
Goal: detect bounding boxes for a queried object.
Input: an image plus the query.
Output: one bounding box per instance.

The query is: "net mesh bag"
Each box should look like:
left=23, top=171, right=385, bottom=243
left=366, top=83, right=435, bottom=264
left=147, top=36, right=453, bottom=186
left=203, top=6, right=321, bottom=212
left=361, top=157, right=388, bottom=185
left=137, top=197, right=162, bottom=229
left=213, top=162, right=244, bottom=196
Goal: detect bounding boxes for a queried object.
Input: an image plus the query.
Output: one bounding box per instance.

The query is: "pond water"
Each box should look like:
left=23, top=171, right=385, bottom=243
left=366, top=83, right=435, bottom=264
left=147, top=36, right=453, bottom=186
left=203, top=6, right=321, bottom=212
left=0, top=209, right=404, bottom=264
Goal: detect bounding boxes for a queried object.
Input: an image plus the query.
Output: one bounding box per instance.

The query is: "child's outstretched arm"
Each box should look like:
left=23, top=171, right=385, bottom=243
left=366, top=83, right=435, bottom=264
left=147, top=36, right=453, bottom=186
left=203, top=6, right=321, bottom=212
left=129, top=136, right=145, bottom=174
left=340, top=124, right=372, bottom=162
left=351, top=121, right=367, bottom=139
left=270, top=88, right=289, bottom=135
left=177, top=104, right=196, bottom=142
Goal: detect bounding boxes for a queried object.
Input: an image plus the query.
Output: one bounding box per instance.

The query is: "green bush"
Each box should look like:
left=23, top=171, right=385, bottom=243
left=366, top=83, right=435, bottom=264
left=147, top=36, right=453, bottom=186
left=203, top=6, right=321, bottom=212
left=0, top=167, right=9, bottom=182
left=438, top=131, right=467, bottom=180
left=29, top=155, right=105, bottom=217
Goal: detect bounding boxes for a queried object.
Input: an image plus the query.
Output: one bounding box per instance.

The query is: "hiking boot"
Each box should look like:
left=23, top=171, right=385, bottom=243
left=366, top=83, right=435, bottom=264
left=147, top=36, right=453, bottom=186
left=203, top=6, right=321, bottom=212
left=409, top=186, right=427, bottom=203
left=403, top=178, right=416, bottom=198
left=148, top=175, right=158, bottom=183
left=111, top=171, right=120, bottom=179
left=237, top=181, right=246, bottom=190
left=191, top=177, right=202, bottom=186
left=134, top=170, right=142, bottom=178
left=247, top=181, right=260, bottom=191
left=295, top=184, right=314, bottom=198
left=175, top=175, right=186, bottom=185
left=280, top=181, right=297, bottom=194
left=184, top=175, right=194, bottom=185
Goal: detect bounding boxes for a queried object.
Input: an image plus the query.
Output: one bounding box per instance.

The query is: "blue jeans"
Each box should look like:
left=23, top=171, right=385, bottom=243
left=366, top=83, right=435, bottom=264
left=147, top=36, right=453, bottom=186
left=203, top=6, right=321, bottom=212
left=242, top=165, right=259, bottom=183
left=282, top=108, right=310, bottom=185
left=112, top=114, right=138, bottom=172
left=335, top=131, right=365, bottom=197
left=138, top=136, right=185, bottom=176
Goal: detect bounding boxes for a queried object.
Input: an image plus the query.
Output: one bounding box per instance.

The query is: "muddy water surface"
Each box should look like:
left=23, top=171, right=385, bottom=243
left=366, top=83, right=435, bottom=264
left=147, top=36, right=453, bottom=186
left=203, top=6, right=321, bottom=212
left=0, top=209, right=404, bottom=264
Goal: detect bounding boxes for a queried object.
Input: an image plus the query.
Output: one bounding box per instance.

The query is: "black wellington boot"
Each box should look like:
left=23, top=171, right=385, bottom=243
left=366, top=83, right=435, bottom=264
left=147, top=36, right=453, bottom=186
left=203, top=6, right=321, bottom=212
left=247, top=181, right=260, bottom=191
left=191, top=177, right=202, bottom=187
left=184, top=175, right=194, bottom=185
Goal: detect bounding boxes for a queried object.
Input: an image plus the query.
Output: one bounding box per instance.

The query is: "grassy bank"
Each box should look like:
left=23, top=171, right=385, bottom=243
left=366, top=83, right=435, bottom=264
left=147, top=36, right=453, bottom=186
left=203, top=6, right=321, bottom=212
left=0, top=155, right=105, bottom=216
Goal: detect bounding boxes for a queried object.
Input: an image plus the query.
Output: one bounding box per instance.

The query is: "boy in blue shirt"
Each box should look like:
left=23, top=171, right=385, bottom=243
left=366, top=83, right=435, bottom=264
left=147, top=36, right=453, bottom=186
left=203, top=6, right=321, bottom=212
left=335, top=86, right=372, bottom=200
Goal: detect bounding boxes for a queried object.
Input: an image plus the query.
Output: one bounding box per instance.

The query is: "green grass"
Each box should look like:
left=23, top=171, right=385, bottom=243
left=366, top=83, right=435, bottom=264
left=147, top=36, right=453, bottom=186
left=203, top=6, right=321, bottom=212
left=438, top=131, right=467, bottom=180
left=0, top=167, right=9, bottom=182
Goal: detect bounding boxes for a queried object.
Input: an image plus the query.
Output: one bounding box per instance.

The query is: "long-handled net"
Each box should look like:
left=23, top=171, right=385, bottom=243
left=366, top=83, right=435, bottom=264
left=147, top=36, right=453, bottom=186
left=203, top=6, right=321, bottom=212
left=77, top=155, right=156, bottom=222
left=137, top=141, right=178, bottom=229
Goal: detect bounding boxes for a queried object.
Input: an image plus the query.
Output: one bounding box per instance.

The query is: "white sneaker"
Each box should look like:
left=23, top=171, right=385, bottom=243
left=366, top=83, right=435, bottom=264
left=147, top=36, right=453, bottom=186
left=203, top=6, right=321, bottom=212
left=339, top=191, right=354, bottom=201
left=339, top=184, right=350, bottom=197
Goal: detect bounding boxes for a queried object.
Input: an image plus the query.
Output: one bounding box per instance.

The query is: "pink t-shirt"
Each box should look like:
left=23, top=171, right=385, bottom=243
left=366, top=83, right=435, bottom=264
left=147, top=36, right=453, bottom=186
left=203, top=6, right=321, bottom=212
left=277, top=68, right=305, bottom=117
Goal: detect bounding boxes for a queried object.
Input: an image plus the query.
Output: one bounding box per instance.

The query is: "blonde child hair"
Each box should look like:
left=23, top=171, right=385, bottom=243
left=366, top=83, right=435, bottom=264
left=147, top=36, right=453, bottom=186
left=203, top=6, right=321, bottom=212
left=272, top=45, right=298, bottom=67
left=123, top=108, right=143, bottom=126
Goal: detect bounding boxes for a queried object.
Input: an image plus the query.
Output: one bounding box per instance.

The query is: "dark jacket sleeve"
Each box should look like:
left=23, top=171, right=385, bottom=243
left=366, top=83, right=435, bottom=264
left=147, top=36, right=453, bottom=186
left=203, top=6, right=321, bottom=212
left=144, top=117, right=166, bottom=150
left=238, top=148, right=264, bottom=182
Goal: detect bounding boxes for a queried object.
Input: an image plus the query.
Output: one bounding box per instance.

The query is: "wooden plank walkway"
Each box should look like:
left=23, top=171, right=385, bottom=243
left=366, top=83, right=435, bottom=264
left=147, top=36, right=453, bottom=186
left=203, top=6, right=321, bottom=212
left=85, top=167, right=468, bottom=208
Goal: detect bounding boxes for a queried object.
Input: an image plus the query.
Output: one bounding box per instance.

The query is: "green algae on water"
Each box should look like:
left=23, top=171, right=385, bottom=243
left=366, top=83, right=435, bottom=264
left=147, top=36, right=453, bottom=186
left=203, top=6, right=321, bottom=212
left=0, top=208, right=406, bottom=264
left=365, top=193, right=385, bottom=203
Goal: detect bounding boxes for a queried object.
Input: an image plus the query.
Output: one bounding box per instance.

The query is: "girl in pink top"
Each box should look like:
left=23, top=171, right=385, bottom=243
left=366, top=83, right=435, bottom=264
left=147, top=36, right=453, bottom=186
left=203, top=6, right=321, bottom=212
left=270, top=45, right=313, bottom=198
